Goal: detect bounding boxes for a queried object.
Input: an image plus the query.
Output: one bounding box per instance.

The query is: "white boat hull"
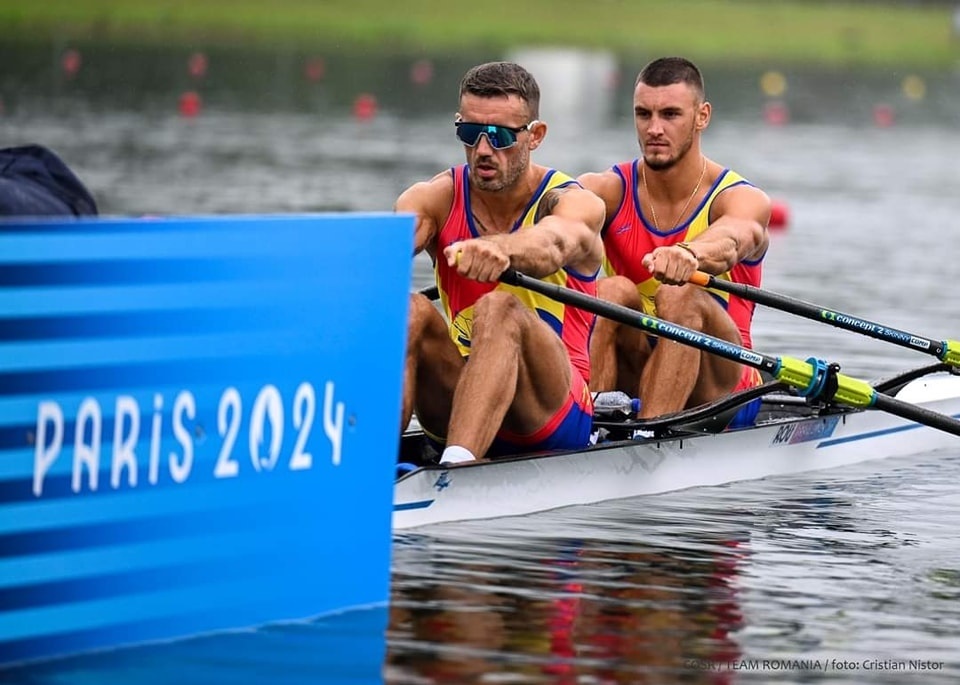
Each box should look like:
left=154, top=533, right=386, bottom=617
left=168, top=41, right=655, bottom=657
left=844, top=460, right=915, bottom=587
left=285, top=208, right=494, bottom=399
left=393, top=374, right=960, bottom=529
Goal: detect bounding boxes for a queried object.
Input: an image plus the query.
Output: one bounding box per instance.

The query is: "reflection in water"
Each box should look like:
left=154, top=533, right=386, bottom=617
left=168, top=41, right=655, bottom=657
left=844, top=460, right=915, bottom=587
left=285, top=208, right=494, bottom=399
left=388, top=514, right=751, bottom=683
left=387, top=457, right=960, bottom=682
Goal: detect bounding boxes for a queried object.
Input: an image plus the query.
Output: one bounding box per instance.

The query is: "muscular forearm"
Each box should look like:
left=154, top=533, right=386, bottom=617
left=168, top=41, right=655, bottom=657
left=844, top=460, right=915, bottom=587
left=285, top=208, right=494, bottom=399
left=485, top=218, right=575, bottom=278
left=687, top=220, right=765, bottom=274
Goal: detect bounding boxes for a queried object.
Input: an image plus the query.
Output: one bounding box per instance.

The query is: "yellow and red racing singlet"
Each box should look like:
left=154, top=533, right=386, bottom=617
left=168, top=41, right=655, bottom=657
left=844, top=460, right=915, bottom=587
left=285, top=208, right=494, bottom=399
left=602, top=160, right=765, bottom=349
left=434, top=165, right=599, bottom=383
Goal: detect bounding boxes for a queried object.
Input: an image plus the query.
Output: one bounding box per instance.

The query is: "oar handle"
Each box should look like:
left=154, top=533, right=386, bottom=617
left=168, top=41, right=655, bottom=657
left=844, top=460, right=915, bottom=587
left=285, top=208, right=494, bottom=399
left=690, top=270, right=960, bottom=366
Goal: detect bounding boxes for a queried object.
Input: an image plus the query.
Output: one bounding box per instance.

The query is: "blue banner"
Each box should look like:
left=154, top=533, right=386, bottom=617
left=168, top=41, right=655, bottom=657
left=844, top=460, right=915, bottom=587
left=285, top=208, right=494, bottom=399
left=0, top=214, right=413, bottom=667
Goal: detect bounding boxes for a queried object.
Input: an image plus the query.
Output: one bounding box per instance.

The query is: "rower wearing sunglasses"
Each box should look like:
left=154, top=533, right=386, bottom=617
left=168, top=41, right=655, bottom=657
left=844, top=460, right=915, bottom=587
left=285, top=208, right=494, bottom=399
left=398, top=61, right=605, bottom=464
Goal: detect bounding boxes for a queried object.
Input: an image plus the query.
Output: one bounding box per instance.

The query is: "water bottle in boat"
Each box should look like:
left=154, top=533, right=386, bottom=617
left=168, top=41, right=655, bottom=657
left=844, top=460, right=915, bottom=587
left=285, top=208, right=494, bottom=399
left=593, top=391, right=641, bottom=418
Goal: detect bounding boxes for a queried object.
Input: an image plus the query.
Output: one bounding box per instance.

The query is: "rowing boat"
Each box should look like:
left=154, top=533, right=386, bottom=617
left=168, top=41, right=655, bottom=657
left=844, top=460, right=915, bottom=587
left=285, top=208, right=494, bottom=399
left=394, top=364, right=960, bottom=530
left=397, top=269, right=960, bottom=530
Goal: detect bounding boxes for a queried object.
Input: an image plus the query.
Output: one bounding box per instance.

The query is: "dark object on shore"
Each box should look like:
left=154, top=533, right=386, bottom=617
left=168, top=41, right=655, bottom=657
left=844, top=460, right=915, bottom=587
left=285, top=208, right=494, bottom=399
left=0, top=144, right=98, bottom=217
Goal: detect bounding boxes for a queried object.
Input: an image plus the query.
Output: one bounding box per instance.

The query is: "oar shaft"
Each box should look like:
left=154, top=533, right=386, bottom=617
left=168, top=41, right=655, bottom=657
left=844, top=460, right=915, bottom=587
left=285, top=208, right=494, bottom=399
left=500, top=268, right=960, bottom=438
left=690, top=271, right=960, bottom=365
left=501, top=269, right=782, bottom=376
left=872, top=392, right=960, bottom=436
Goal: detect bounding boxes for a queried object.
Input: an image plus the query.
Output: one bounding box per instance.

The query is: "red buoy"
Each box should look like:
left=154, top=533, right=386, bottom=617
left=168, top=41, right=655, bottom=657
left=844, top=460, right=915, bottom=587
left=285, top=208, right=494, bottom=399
left=873, top=104, right=895, bottom=128
left=763, top=101, right=789, bottom=126
left=304, top=57, right=325, bottom=82
left=61, top=49, right=82, bottom=78
left=178, top=91, right=202, bottom=118
left=353, top=93, right=377, bottom=121
left=188, top=52, right=208, bottom=79
left=769, top=200, right=790, bottom=230
left=410, top=59, right=434, bottom=86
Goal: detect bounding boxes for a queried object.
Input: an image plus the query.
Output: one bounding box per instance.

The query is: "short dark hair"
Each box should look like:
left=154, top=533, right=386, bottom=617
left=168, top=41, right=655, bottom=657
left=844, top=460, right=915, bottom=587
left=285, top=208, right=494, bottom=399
left=459, top=62, right=541, bottom=119
left=636, top=57, right=705, bottom=101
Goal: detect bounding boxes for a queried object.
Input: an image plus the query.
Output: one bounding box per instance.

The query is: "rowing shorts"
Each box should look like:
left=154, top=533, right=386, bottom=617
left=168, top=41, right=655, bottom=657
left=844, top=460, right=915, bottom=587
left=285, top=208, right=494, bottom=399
left=727, top=367, right=763, bottom=429
left=489, top=359, right=594, bottom=457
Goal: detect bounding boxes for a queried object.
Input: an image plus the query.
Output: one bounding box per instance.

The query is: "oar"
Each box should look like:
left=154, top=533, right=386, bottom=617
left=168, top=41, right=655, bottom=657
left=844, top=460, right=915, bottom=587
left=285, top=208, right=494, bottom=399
left=499, top=268, right=960, bottom=438
left=689, top=271, right=960, bottom=367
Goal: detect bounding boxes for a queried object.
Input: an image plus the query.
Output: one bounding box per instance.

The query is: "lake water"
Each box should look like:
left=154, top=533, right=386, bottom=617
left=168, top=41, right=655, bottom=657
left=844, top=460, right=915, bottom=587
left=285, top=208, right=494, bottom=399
left=2, top=43, right=960, bottom=683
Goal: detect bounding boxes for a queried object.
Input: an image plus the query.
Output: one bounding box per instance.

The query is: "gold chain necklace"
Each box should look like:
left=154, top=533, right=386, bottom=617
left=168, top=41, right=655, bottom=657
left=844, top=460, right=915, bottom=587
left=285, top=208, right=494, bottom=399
left=642, top=157, right=707, bottom=232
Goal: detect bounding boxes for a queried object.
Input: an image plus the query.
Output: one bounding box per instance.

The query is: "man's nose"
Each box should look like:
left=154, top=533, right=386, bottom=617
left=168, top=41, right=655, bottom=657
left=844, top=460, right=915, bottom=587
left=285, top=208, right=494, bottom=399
left=475, top=132, right=497, bottom=154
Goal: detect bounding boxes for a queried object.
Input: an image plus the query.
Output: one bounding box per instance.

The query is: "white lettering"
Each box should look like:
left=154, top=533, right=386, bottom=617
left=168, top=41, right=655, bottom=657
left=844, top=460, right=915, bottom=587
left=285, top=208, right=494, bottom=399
left=111, top=396, right=140, bottom=489
left=72, top=398, right=102, bottom=493
left=290, top=382, right=315, bottom=470
left=214, top=387, right=241, bottom=478
left=33, top=379, right=339, bottom=498
left=33, top=401, right=64, bottom=497
left=323, top=381, right=344, bottom=466
left=169, top=391, right=195, bottom=483
left=149, top=394, right=163, bottom=485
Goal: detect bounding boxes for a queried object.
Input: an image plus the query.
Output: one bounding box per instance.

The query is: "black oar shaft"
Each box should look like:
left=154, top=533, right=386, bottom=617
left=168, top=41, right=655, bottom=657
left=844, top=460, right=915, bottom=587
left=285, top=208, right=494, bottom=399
left=501, top=268, right=784, bottom=374
left=872, top=392, right=960, bottom=435
left=696, top=272, right=950, bottom=361
left=499, top=268, right=960, bottom=439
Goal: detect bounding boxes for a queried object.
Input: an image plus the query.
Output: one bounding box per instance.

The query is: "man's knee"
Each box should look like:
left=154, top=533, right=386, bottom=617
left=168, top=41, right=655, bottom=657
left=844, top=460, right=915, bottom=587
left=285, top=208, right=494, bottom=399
left=597, top=275, right=638, bottom=306
left=653, top=284, right=706, bottom=329
left=473, top=290, right=525, bottom=327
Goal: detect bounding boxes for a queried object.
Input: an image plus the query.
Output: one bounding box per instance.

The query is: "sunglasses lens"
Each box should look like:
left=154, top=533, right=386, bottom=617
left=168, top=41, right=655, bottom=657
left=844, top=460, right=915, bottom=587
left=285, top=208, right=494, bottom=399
left=455, top=123, right=518, bottom=149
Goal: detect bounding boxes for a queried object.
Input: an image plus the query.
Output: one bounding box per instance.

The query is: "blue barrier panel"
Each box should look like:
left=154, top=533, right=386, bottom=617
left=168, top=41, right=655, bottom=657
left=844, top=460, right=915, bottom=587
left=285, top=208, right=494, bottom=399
left=0, top=213, right=413, bottom=667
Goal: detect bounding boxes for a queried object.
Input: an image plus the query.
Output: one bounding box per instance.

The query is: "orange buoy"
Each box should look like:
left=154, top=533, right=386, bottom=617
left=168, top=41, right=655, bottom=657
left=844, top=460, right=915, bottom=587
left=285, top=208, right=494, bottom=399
left=178, top=91, right=202, bottom=118
left=769, top=200, right=790, bottom=230
left=353, top=93, right=377, bottom=121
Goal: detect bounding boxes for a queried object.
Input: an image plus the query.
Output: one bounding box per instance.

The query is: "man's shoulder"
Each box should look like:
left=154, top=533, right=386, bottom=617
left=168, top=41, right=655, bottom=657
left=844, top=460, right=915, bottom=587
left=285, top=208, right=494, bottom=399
left=397, top=168, right=456, bottom=208
left=578, top=161, right=630, bottom=188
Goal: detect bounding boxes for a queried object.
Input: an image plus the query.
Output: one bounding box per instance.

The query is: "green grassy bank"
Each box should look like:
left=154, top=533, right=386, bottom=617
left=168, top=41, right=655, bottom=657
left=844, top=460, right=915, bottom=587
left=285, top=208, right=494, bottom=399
left=3, top=0, right=958, bottom=68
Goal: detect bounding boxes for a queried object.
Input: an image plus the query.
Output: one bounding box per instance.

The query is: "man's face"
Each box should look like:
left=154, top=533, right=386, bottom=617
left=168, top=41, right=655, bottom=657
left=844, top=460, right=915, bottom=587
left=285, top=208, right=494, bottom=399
left=456, top=93, right=538, bottom=192
left=633, top=81, right=708, bottom=171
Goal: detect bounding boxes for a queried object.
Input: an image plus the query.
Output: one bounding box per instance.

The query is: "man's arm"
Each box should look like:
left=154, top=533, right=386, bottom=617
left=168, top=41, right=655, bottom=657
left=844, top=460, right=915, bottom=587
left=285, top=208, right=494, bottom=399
left=394, top=171, right=454, bottom=258
left=577, top=169, right=625, bottom=233
left=643, top=184, right=771, bottom=284
left=445, top=185, right=605, bottom=282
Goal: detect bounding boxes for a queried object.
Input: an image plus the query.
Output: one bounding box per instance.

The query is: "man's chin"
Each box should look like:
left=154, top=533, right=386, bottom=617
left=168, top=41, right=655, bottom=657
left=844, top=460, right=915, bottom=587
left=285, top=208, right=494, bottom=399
left=472, top=175, right=505, bottom=192
left=644, top=156, right=676, bottom=171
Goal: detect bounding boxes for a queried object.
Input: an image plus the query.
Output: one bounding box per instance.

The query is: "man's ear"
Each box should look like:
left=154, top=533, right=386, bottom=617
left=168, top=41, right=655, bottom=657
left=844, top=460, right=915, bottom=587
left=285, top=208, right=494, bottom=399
left=696, top=102, right=712, bottom=130
left=528, top=120, right=547, bottom=150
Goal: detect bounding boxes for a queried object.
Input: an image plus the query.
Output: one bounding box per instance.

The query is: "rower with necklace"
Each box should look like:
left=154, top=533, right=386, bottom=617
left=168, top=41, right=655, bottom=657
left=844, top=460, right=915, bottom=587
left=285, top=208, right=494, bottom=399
left=579, top=56, right=772, bottom=423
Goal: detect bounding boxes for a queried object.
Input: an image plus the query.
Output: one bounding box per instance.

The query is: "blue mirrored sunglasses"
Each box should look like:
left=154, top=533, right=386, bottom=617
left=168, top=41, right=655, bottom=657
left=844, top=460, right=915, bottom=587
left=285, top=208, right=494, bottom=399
left=454, top=121, right=536, bottom=150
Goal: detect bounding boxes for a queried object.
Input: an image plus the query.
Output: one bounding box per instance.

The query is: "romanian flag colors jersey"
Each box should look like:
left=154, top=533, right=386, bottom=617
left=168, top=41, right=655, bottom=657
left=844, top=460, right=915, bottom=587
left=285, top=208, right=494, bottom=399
left=435, top=164, right=599, bottom=382
left=603, top=160, right=765, bottom=349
